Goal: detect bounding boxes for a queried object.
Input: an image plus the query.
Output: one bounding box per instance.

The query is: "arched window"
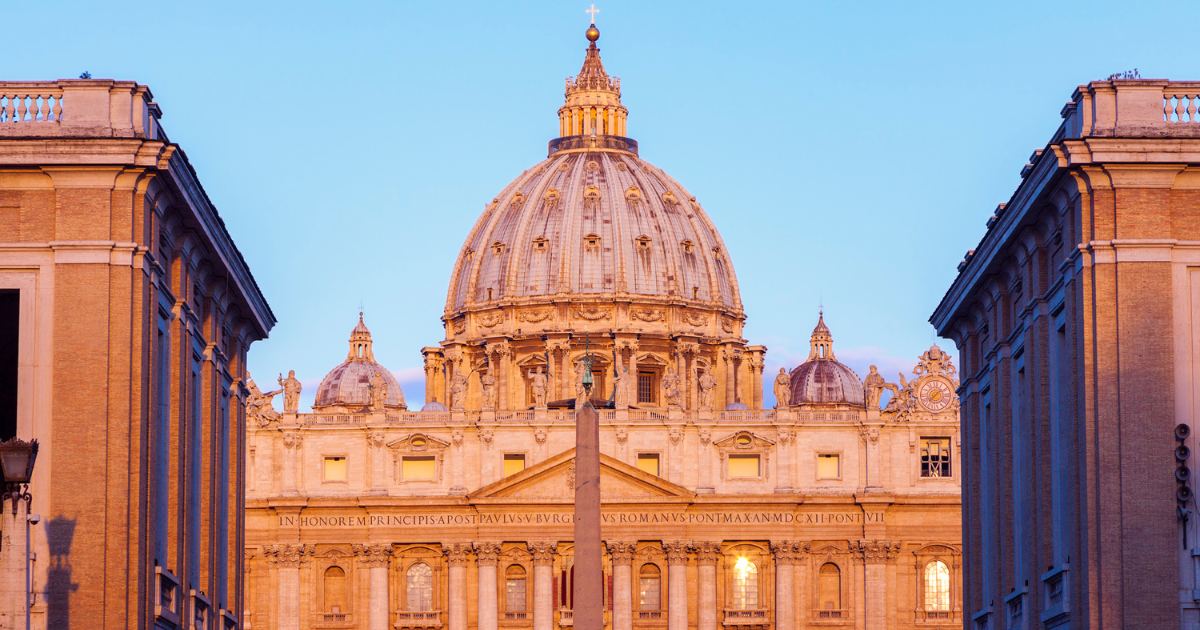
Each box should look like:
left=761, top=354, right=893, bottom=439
left=818, top=563, right=841, bottom=611
left=638, top=564, right=661, bottom=611
left=731, top=556, right=758, bottom=610
left=923, top=560, right=951, bottom=612
left=406, top=562, right=433, bottom=612
left=323, top=566, right=347, bottom=613
left=505, top=565, right=528, bottom=613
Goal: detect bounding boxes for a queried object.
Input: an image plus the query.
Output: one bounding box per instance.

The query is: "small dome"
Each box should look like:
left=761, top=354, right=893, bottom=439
left=788, top=312, right=864, bottom=406
left=313, top=314, right=407, bottom=410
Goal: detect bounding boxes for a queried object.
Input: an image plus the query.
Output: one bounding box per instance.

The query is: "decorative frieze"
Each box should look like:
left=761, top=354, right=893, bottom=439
left=693, top=542, right=722, bottom=565
left=663, top=541, right=691, bottom=563
left=770, top=540, right=810, bottom=565
left=444, top=543, right=475, bottom=566
left=474, top=542, right=502, bottom=565
left=528, top=541, right=558, bottom=565
left=263, top=543, right=314, bottom=568
left=352, top=543, right=393, bottom=567
left=856, top=539, right=901, bottom=563
left=606, top=541, right=637, bottom=563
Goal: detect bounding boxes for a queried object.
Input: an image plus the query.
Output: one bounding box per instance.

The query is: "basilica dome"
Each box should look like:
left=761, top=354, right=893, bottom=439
left=788, top=313, right=865, bottom=406
left=443, top=25, right=742, bottom=321
left=313, top=314, right=407, bottom=411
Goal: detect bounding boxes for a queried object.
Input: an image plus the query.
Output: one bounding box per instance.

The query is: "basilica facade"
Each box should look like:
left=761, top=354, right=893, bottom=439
left=244, top=23, right=962, bottom=630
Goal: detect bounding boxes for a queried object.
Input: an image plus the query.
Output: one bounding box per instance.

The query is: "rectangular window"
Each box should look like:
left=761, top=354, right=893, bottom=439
left=0, top=290, right=18, bottom=440
left=636, top=453, right=660, bottom=476
left=727, top=454, right=761, bottom=478
left=402, top=455, right=437, bottom=481
left=637, top=372, right=657, bottom=404
left=503, top=453, right=526, bottom=477
left=816, top=453, right=841, bottom=479
left=323, top=456, right=348, bottom=482
left=920, top=437, right=952, bottom=478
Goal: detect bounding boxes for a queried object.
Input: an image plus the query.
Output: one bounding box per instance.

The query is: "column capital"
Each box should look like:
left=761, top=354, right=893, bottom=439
left=365, top=429, right=386, bottom=448
left=353, top=543, right=393, bottom=567
left=855, top=539, right=901, bottom=563
left=606, top=541, right=637, bottom=563
left=445, top=542, right=475, bottom=566
left=662, top=540, right=692, bottom=564
left=693, top=541, right=722, bottom=565
left=528, top=541, right=558, bottom=565
left=474, top=542, right=502, bottom=564
left=770, top=540, right=811, bottom=564
left=281, top=430, right=303, bottom=450
left=264, top=543, right=314, bottom=568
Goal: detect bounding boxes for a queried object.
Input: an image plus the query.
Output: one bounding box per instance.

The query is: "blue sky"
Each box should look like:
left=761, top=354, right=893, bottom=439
left=8, top=1, right=1195, bottom=408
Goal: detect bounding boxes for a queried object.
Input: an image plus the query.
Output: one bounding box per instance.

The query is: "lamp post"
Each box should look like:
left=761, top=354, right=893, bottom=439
left=0, top=438, right=38, bottom=630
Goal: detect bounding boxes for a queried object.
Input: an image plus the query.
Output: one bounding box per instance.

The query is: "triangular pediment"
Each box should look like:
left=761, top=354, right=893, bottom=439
left=468, top=449, right=693, bottom=501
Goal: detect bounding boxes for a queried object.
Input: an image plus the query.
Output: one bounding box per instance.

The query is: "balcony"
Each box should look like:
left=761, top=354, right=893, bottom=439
left=914, top=609, right=960, bottom=624
left=812, top=608, right=849, bottom=623
left=153, top=565, right=180, bottom=627
left=636, top=610, right=663, bottom=621
left=395, top=610, right=442, bottom=628
left=722, top=609, right=768, bottom=626
left=315, top=611, right=354, bottom=628
left=503, top=611, right=529, bottom=621
left=558, top=608, right=573, bottom=626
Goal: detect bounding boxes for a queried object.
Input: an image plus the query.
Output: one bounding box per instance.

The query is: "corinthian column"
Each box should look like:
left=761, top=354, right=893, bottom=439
left=475, top=543, right=501, bottom=630
left=857, top=540, right=900, bottom=630
left=771, top=542, right=796, bottom=630
left=530, top=542, right=557, bottom=630
left=608, top=542, right=637, bottom=630
left=365, top=430, right=386, bottom=494
left=663, top=541, right=691, bottom=630
left=445, top=544, right=474, bottom=630
left=694, top=542, right=721, bottom=630
left=266, top=543, right=313, bottom=630
left=775, top=429, right=794, bottom=493
left=354, top=543, right=392, bottom=630
left=859, top=426, right=882, bottom=491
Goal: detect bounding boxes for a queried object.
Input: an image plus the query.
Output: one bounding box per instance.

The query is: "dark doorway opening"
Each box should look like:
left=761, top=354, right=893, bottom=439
left=0, top=290, right=18, bottom=440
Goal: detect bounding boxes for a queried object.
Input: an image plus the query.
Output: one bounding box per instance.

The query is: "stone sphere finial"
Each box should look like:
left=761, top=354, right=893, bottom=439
left=586, top=23, right=600, bottom=42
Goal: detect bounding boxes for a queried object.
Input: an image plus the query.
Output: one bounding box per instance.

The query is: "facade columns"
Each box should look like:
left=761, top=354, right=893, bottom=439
left=265, top=543, right=313, bottom=630
left=663, top=541, right=690, bottom=630
left=529, top=542, right=557, bottom=630
left=771, top=542, right=802, bottom=630
left=353, top=543, right=392, bottom=630
left=365, top=430, right=386, bottom=493
left=857, top=540, right=900, bottom=630
left=694, top=542, right=722, bottom=630
left=859, top=425, right=882, bottom=491
left=608, top=542, right=636, bottom=630
left=445, top=544, right=474, bottom=630
left=698, top=429, right=713, bottom=492
left=475, top=543, right=501, bottom=630
left=775, top=429, right=794, bottom=493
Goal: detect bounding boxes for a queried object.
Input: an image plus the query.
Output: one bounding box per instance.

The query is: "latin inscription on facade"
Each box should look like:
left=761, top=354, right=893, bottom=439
left=278, top=510, right=883, bottom=529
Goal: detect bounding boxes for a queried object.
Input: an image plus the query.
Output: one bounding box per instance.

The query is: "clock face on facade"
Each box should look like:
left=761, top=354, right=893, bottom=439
left=919, top=379, right=953, bottom=412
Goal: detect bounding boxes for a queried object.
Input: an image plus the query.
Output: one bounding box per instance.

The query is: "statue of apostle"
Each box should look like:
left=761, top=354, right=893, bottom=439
left=449, top=370, right=469, bottom=411
left=773, top=367, right=791, bottom=409
left=481, top=371, right=497, bottom=410
left=697, top=368, right=717, bottom=411
left=278, top=370, right=302, bottom=414
left=245, top=376, right=281, bottom=427
left=863, top=364, right=886, bottom=410
left=662, top=368, right=682, bottom=410
left=369, top=370, right=389, bottom=410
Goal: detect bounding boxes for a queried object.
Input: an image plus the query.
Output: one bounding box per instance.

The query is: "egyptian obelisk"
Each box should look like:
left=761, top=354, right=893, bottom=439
left=572, top=356, right=602, bottom=630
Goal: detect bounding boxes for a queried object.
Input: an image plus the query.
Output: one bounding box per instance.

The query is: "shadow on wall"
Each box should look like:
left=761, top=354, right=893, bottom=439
left=45, top=516, right=77, bottom=629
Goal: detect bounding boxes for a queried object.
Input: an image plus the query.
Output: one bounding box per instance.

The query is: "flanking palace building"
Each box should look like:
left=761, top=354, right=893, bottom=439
left=244, top=24, right=962, bottom=630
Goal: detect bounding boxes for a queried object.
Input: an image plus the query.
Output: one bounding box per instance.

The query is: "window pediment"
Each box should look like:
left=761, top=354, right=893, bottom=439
left=388, top=433, right=449, bottom=452
left=714, top=430, right=774, bottom=450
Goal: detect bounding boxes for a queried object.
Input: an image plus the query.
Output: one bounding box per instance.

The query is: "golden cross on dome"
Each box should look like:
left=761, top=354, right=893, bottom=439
left=585, top=3, right=600, bottom=24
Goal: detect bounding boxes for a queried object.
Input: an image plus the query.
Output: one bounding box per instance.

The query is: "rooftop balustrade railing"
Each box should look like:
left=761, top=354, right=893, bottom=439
left=0, top=80, right=160, bottom=139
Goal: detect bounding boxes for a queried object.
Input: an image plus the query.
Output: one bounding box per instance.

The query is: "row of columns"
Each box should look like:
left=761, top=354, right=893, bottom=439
left=263, top=538, right=900, bottom=630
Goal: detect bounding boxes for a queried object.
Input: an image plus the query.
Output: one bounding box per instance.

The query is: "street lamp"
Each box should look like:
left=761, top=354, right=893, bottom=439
left=0, top=437, right=38, bottom=630
left=0, top=438, right=37, bottom=514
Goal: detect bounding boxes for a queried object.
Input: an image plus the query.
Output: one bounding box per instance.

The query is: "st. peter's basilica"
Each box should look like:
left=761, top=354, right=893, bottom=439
left=244, top=22, right=962, bottom=630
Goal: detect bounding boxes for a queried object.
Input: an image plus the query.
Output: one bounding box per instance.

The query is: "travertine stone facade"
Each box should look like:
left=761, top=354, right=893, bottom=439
left=931, top=79, right=1200, bottom=630
left=247, top=24, right=962, bottom=630
left=0, top=81, right=274, bottom=628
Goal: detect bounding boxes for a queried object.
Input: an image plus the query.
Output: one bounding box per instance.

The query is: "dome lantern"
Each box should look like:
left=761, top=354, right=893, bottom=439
left=347, top=311, right=376, bottom=362
left=808, top=310, right=836, bottom=360
left=553, top=19, right=632, bottom=154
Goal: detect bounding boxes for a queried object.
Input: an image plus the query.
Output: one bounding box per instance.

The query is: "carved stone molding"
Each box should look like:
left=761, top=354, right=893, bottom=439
left=858, top=425, right=881, bottom=444
left=281, top=431, right=303, bottom=450
left=264, top=543, right=314, bottom=568
left=573, top=305, right=611, bottom=321
left=478, top=428, right=494, bottom=446
left=517, top=308, right=553, bottom=323
left=615, top=427, right=629, bottom=444
left=474, top=542, right=502, bottom=565
left=528, top=541, right=558, bottom=565
left=451, top=429, right=464, bottom=446
left=663, top=541, right=691, bottom=564
left=698, top=428, right=712, bottom=445
left=444, top=543, right=475, bottom=566
left=353, top=543, right=393, bottom=568
left=693, top=541, right=722, bottom=565
left=366, top=430, right=386, bottom=448
left=607, top=541, right=637, bottom=564
left=777, top=428, right=795, bottom=444
left=630, top=308, right=664, bottom=323
left=856, top=539, right=901, bottom=563
left=534, top=427, right=547, bottom=444
left=668, top=427, right=683, bottom=444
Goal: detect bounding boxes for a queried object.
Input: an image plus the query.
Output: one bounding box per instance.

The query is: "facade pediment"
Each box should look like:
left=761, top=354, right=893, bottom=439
left=713, top=430, right=775, bottom=449
left=469, top=449, right=693, bottom=501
